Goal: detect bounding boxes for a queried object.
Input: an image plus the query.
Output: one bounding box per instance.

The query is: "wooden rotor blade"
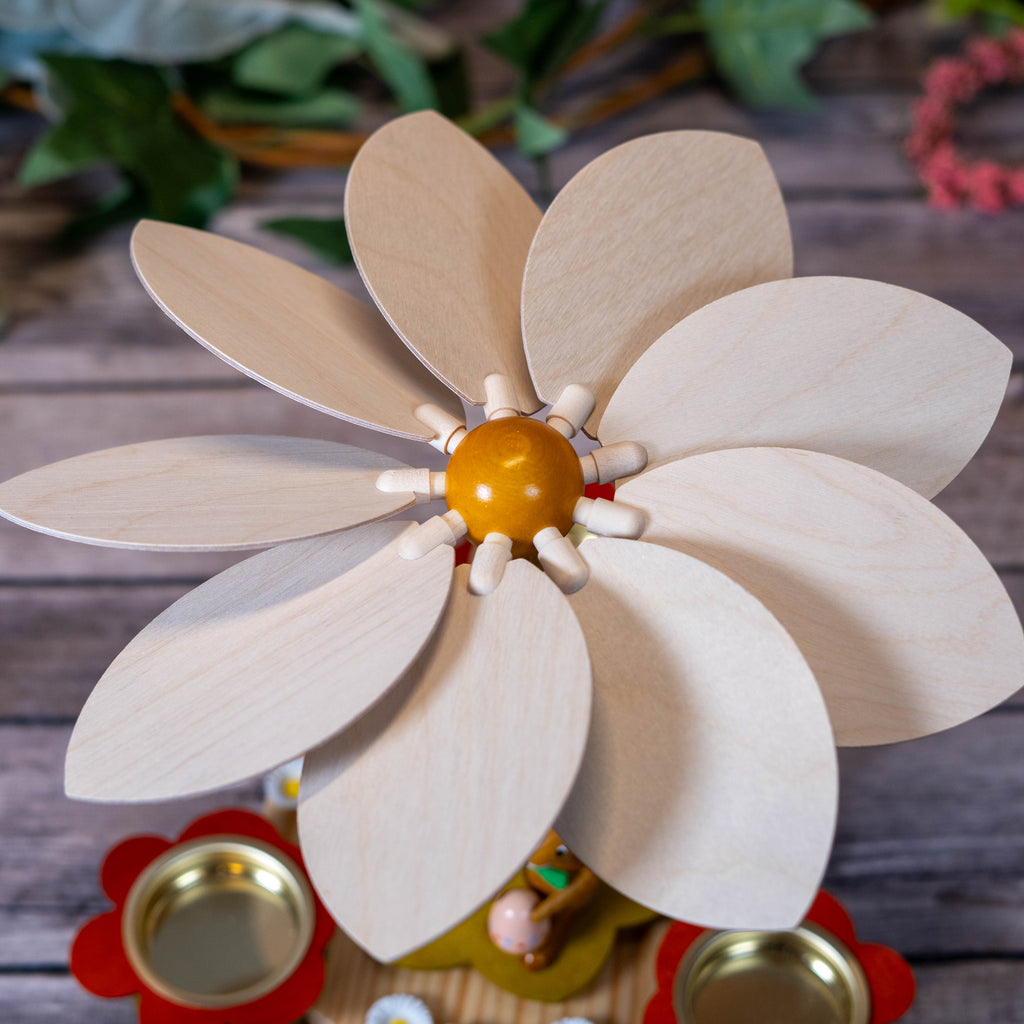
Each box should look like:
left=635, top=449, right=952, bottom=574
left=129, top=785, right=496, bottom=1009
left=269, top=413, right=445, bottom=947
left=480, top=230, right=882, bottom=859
left=298, top=560, right=592, bottom=962
left=601, top=277, right=1011, bottom=497
left=560, top=538, right=836, bottom=929
left=65, top=522, right=454, bottom=801
left=0, top=436, right=414, bottom=551
left=131, top=220, right=463, bottom=440
left=621, top=448, right=1024, bottom=746
left=345, top=112, right=542, bottom=411
left=522, top=131, right=792, bottom=435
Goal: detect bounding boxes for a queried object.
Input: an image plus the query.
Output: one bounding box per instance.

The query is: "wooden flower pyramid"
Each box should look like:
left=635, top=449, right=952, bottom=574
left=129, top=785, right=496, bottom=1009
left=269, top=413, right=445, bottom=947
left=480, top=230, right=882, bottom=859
left=2, top=112, right=1020, bottom=963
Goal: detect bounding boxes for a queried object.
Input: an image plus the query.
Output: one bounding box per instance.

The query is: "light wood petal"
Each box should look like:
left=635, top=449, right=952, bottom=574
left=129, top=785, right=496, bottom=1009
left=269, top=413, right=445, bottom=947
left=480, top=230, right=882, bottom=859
left=65, top=522, right=454, bottom=800
left=560, top=537, right=836, bottom=930
left=521, top=131, right=792, bottom=435
left=298, top=560, right=592, bottom=962
left=345, top=112, right=542, bottom=411
left=0, top=436, right=414, bottom=551
left=621, top=448, right=1024, bottom=746
left=131, top=220, right=463, bottom=440
left=601, top=276, right=1011, bottom=497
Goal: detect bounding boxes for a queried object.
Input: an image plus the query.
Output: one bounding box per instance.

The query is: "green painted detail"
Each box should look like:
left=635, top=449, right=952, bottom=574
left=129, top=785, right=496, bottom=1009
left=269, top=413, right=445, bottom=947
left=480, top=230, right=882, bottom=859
left=532, top=864, right=571, bottom=890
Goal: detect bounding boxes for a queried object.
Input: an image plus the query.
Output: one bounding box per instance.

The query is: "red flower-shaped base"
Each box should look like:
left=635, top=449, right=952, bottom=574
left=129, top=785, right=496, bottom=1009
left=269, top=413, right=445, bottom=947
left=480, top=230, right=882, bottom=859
left=70, top=809, right=335, bottom=1024
left=643, top=891, right=915, bottom=1024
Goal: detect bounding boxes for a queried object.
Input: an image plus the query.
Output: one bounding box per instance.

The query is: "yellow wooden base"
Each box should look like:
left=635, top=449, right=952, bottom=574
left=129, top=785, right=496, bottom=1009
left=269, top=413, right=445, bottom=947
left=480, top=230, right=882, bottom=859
left=312, top=920, right=668, bottom=1024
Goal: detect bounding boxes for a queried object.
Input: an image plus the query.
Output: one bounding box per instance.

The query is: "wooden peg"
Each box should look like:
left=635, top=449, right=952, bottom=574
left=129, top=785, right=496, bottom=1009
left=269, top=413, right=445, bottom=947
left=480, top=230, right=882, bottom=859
left=483, top=374, right=521, bottom=421
left=399, top=509, right=467, bottom=560
left=546, top=384, right=596, bottom=439
left=573, top=497, right=645, bottom=539
left=580, top=441, right=648, bottom=485
left=376, top=468, right=447, bottom=503
left=415, top=404, right=468, bottom=454
left=534, top=527, right=589, bottom=593
left=468, top=532, right=513, bottom=595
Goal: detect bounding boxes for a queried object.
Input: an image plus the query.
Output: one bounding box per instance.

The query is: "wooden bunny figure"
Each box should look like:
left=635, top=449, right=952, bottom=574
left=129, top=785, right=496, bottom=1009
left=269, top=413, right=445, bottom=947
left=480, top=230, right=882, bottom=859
left=521, top=831, right=599, bottom=970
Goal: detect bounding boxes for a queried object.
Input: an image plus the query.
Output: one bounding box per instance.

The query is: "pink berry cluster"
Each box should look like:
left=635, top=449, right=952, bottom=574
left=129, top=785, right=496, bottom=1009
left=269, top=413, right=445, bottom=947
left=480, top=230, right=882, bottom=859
left=906, top=30, right=1024, bottom=212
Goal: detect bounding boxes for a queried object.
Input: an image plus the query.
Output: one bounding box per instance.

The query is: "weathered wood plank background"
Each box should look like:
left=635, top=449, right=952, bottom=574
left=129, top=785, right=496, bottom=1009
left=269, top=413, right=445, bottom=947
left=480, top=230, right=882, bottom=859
left=2, top=5, right=1023, bottom=1021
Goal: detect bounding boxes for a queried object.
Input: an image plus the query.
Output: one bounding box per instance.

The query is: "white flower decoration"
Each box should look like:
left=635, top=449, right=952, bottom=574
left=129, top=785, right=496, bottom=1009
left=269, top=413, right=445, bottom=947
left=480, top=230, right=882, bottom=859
left=365, top=993, right=433, bottom=1024
left=1, top=113, right=1020, bottom=964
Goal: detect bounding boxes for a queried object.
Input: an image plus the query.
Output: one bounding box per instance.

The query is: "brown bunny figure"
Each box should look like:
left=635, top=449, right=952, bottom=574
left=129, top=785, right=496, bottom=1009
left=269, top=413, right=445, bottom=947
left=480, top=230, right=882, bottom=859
left=520, top=830, right=599, bottom=970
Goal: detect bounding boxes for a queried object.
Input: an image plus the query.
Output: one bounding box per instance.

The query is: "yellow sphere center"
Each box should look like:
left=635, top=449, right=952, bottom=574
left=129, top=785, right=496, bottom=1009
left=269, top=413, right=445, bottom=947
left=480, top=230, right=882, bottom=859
left=445, top=418, right=584, bottom=558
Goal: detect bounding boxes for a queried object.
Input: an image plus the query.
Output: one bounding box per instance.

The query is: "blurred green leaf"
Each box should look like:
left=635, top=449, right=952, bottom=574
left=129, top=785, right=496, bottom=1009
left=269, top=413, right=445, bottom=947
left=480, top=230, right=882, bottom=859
left=357, top=0, right=437, bottom=111
left=0, top=0, right=361, bottom=66
left=514, top=104, right=567, bottom=157
left=19, top=116, right=100, bottom=185
left=201, top=86, right=359, bottom=125
left=933, top=0, right=1024, bottom=26
left=696, top=0, right=873, bottom=108
left=233, top=24, right=361, bottom=96
left=483, top=0, right=606, bottom=95
left=262, top=216, right=353, bottom=265
left=59, top=178, right=149, bottom=244
left=429, top=48, right=471, bottom=120
left=19, top=55, right=237, bottom=227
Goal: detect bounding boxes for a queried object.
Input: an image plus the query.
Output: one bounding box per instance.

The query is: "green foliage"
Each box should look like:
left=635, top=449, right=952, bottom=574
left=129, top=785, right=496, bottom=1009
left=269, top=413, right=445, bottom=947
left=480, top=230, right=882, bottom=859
left=261, top=217, right=353, bottom=265
left=701, top=0, right=873, bottom=107
left=7, top=1, right=881, bottom=244
left=934, top=0, right=1024, bottom=30
left=662, top=0, right=873, bottom=108
left=59, top=179, right=149, bottom=246
left=357, top=0, right=438, bottom=112
left=21, top=55, right=236, bottom=226
left=201, top=86, right=359, bottom=126
left=428, top=48, right=471, bottom=120
left=233, top=24, right=361, bottom=97
left=484, top=0, right=606, bottom=97
left=514, top=104, right=568, bottom=157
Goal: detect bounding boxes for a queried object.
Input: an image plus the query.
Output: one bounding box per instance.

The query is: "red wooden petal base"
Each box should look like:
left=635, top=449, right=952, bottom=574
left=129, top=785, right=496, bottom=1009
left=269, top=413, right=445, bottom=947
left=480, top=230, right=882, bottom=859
left=71, top=809, right=335, bottom=1024
left=643, top=892, right=914, bottom=1024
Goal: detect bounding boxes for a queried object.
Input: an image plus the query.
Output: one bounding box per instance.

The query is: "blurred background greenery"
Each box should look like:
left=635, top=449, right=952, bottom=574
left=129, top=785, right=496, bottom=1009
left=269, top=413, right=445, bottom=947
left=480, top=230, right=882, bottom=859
left=0, top=0, right=1020, bottom=265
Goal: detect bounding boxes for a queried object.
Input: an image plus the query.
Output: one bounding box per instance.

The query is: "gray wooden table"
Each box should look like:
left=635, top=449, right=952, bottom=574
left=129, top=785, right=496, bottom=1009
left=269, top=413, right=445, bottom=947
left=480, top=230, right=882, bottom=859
left=2, top=8, right=1023, bottom=1022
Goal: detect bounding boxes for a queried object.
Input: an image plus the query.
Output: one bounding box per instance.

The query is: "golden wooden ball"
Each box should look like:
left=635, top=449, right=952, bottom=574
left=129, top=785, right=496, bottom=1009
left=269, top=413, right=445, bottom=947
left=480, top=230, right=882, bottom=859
left=445, top=418, right=584, bottom=558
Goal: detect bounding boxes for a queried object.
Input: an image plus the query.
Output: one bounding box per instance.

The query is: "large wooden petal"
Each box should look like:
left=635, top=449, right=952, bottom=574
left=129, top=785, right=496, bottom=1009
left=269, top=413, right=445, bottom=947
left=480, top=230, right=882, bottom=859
left=560, top=538, right=836, bottom=930
left=522, top=131, right=791, bottom=435
left=345, top=112, right=542, bottom=411
left=601, top=277, right=1011, bottom=497
left=298, top=560, right=591, bottom=961
left=65, top=522, right=454, bottom=800
left=131, top=220, right=463, bottom=440
left=621, top=448, right=1024, bottom=746
left=0, top=436, right=413, bottom=551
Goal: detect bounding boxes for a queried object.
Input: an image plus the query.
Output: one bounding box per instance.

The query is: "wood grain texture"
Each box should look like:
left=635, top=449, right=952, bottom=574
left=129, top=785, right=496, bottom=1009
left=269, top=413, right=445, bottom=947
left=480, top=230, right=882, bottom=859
left=131, top=220, right=463, bottom=440
left=310, top=922, right=662, bottom=1024
left=6, top=579, right=1023, bottom=722
left=521, top=131, right=793, bottom=435
left=345, top=112, right=542, bottom=411
left=0, top=387, right=442, bottom=579
left=0, top=436, right=413, bottom=551
left=560, top=537, right=837, bottom=930
left=601, top=276, right=1012, bottom=498
left=298, top=561, right=592, bottom=962
left=0, top=585, right=193, bottom=717
left=5, top=8, right=1024, bottom=1017
left=65, top=521, right=454, bottom=801
left=10, top=710, right=1024, bottom=966
left=622, top=448, right=1024, bottom=747
left=10, top=955, right=1024, bottom=1024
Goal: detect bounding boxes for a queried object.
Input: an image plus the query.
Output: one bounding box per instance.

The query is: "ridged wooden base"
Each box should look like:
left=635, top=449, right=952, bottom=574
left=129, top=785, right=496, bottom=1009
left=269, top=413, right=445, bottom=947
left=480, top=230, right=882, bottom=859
left=312, top=921, right=666, bottom=1024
